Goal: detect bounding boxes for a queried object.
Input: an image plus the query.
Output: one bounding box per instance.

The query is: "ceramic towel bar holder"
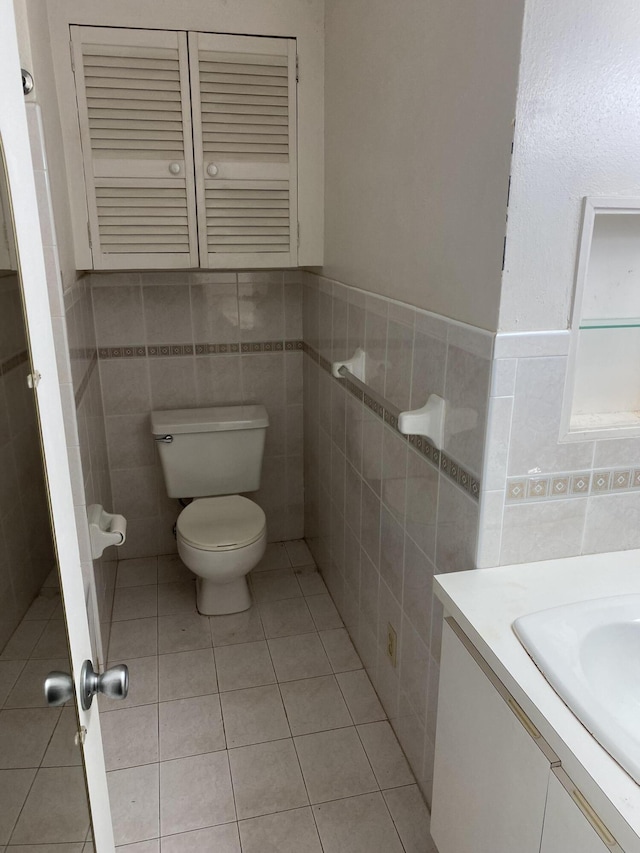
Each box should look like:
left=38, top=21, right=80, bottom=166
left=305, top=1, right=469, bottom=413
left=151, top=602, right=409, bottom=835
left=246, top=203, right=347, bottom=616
left=87, top=504, right=127, bottom=560
left=398, top=394, right=446, bottom=450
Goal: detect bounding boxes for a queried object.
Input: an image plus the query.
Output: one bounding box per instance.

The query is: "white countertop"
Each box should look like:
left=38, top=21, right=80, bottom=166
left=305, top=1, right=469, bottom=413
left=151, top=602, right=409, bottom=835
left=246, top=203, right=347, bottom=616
left=435, top=550, right=640, bottom=852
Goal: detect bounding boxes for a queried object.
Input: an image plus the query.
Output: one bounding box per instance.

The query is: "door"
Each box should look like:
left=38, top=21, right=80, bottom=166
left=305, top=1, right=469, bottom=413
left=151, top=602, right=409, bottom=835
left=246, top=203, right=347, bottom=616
left=431, top=620, right=550, bottom=853
left=540, top=772, right=621, bottom=853
left=0, top=5, right=115, bottom=849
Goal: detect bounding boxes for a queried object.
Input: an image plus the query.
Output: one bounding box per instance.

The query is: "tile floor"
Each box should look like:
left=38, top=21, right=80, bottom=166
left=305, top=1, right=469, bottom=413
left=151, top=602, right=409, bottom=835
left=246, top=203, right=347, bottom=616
left=0, top=571, right=94, bottom=850
left=102, top=540, right=437, bottom=852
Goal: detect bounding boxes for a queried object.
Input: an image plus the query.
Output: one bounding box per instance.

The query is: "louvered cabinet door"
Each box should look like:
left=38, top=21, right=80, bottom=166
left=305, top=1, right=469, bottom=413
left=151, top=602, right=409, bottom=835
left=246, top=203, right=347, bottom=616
left=189, top=33, right=298, bottom=269
left=70, top=26, right=199, bottom=270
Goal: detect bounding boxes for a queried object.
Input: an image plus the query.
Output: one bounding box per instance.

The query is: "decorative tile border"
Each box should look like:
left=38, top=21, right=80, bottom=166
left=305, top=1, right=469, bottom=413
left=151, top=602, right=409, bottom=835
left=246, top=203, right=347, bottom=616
left=507, top=468, right=640, bottom=502
left=98, top=340, right=304, bottom=359
left=303, top=341, right=480, bottom=501
left=0, top=349, right=29, bottom=376
left=74, top=349, right=98, bottom=409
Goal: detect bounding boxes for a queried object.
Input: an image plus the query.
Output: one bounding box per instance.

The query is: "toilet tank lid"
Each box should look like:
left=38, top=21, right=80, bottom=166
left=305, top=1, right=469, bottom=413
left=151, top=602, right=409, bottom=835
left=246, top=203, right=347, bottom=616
left=151, top=405, right=269, bottom=435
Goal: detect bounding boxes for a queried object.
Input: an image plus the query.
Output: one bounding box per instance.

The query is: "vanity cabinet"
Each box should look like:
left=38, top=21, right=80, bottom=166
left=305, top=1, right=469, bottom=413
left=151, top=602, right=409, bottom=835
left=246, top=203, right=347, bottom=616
left=541, top=772, right=616, bottom=853
left=68, top=25, right=299, bottom=270
left=431, top=619, right=623, bottom=853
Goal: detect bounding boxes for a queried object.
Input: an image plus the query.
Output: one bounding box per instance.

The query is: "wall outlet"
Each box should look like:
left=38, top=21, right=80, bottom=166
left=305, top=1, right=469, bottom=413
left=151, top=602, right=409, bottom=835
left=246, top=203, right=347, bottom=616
left=387, top=623, right=398, bottom=668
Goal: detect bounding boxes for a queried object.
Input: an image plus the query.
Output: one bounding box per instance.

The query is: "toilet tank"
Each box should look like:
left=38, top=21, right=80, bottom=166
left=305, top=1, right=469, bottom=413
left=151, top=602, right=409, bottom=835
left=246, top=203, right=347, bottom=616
left=151, top=405, right=269, bottom=498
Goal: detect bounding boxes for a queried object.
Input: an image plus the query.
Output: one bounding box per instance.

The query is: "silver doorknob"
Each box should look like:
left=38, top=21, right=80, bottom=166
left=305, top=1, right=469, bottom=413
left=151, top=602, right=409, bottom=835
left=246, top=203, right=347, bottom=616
left=80, top=660, right=129, bottom=710
left=44, top=671, right=74, bottom=706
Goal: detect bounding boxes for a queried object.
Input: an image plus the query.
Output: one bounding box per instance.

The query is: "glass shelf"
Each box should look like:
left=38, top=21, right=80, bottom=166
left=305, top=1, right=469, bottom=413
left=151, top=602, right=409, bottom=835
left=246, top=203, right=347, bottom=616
left=579, top=317, right=640, bottom=330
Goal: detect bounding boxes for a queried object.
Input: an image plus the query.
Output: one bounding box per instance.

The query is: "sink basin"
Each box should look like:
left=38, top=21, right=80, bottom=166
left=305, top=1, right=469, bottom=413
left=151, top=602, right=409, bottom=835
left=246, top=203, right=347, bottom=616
left=514, top=594, right=640, bottom=784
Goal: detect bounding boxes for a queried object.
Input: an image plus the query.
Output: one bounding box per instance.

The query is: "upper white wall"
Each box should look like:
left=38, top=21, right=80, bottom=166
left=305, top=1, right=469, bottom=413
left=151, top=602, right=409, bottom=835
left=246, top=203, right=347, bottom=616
left=322, top=0, right=524, bottom=331
left=500, top=0, right=640, bottom=332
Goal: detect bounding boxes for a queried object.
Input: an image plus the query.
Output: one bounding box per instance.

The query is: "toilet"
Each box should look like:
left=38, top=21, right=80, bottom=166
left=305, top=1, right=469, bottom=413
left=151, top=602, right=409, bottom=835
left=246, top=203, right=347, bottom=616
left=151, top=405, right=269, bottom=615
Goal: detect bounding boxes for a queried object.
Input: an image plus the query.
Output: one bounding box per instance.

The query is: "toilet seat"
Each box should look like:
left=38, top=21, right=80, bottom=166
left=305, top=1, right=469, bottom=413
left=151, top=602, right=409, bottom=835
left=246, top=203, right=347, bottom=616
left=177, top=495, right=266, bottom=552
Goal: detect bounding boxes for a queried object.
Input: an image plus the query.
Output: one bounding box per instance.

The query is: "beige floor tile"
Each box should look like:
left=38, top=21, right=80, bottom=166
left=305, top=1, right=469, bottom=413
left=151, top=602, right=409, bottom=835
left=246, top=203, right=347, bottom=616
left=251, top=542, right=290, bottom=572
left=157, top=581, right=197, bottom=616
left=158, top=613, right=210, bottom=654
left=268, top=634, right=332, bottom=683
left=4, top=659, right=69, bottom=708
left=7, top=844, right=85, bottom=851
left=158, top=648, right=217, bottom=701
left=259, top=598, right=315, bottom=639
left=214, top=641, right=276, bottom=692
left=280, top=676, right=352, bottom=736
left=116, top=558, right=158, bottom=588
left=157, top=555, right=193, bottom=584
left=0, top=708, right=59, bottom=768
left=294, top=727, right=378, bottom=804
left=284, top=540, right=314, bottom=567
left=336, top=670, right=386, bottom=724
left=160, top=751, right=235, bottom=836
left=0, top=768, right=36, bottom=844
left=295, top=567, right=328, bottom=596
left=0, top=660, right=24, bottom=706
left=210, top=607, right=265, bottom=647
left=108, top=763, right=159, bottom=846
left=30, top=620, right=69, bottom=659
left=160, top=823, right=240, bottom=852
left=320, top=628, right=362, bottom=673
left=112, top=586, right=158, bottom=622
left=116, top=840, right=160, bottom=852
left=382, top=784, right=434, bottom=853
left=229, top=739, right=308, bottom=820
left=239, top=806, right=322, bottom=853
left=108, top=618, right=158, bottom=661
left=0, top=621, right=47, bottom=660
left=101, top=705, right=159, bottom=771
left=221, top=684, right=290, bottom=748
left=42, top=707, right=82, bottom=767
left=102, top=656, right=158, bottom=711
left=251, top=568, right=302, bottom=603
left=306, top=594, right=343, bottom=631
left=22, top=590, right=61, bottom=620
left=313, top=792, right=404, bottom=853
left=11, top=766, right=91, bottom=844
left=159, top=694, right=225, bottom=760
left=357, top=721, right=415, bottom=789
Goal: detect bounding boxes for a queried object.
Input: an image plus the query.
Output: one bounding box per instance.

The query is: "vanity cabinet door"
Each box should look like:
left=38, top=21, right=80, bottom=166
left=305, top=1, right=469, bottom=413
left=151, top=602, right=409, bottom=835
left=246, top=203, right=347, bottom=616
left=431, top=620, right=550, bottom=853
left=540, top=772, right=620, bottom=853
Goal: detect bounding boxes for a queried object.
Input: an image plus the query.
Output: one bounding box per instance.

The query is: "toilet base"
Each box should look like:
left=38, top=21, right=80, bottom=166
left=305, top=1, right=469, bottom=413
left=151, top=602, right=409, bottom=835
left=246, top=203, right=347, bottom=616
left=196, top=575, right=251, bottom=616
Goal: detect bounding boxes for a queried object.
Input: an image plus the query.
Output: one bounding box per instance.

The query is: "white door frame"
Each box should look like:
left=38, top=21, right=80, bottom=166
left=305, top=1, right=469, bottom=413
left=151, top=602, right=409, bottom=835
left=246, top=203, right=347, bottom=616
left=0, top=2, right=114, bottom=848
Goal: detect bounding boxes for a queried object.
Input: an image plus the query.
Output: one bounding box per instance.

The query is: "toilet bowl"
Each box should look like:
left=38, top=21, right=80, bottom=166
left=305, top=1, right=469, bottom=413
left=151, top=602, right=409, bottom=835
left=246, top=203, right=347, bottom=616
left=151, top=404, right=270, bottom=616
left=176, top=495, right=266, bottom=615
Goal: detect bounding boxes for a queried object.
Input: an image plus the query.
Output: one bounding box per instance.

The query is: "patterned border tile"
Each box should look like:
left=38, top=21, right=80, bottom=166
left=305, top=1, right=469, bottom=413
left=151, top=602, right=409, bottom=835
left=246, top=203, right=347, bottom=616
left=74, top=349, right=98, bottom=409
left=303, top=341, right=480, bottom=501
left=507, top=467, right=640, bottom=502
left=0, top=349, right=29, bottom=376
left=98, top=340, right=303, bottom=359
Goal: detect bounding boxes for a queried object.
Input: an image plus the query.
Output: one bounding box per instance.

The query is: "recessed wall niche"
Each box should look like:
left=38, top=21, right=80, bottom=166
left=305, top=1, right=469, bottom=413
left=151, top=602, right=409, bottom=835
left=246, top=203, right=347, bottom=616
left=562, top=198, right=640, bottom=439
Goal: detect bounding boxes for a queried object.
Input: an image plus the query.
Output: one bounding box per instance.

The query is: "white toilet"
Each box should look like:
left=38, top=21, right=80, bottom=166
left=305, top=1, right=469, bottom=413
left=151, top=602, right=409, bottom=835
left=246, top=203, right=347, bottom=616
left=151, top=405, right=269, bottom=615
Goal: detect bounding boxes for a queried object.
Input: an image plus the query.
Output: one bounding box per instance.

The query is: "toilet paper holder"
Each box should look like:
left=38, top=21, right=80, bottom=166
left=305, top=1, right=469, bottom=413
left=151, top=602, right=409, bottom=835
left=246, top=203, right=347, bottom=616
left=87, top=504, right=127, bottom=560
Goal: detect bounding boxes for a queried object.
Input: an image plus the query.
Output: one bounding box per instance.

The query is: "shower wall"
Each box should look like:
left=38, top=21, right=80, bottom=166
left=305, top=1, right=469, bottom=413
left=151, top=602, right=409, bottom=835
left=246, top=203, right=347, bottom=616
left=302, top=272, right=493, bottom=804
left=0, top=270, right=56, bottom=650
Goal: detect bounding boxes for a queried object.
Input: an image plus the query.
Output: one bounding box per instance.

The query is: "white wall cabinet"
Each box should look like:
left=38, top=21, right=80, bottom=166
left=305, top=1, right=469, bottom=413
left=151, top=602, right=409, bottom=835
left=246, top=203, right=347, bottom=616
left=432, top=619, right=623, bottom=853
left=68, top=25, right=299, bottom=270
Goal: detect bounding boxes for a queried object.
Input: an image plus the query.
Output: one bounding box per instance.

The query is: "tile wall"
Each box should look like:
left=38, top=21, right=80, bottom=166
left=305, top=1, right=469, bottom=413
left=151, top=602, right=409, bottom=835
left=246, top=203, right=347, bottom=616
left=27, top=103, right=115, bottom=665
left=479, top=330, right=640, bottom=567
left=302, top=272, right=493, bottom=804
left=0, top=270, right=57, bottom=650
left=91, top=269, right=304, bottom=559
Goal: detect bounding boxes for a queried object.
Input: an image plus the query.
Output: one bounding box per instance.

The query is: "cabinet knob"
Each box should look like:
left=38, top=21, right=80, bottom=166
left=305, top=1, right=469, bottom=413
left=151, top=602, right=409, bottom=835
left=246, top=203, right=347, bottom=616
left=206, top=163, right=219, bottom=177
left=168, top=162, right=181, bottom=175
